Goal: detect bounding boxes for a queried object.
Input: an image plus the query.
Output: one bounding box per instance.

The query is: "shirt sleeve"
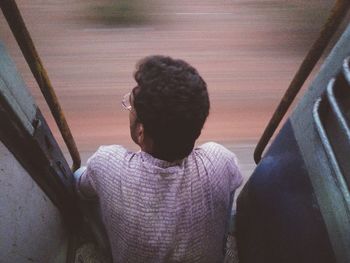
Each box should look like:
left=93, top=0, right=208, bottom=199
left=74, top=145, right=127, bottom=200
left=200, top=142, right=244, bottom=192
left=223, top=147, right=244, bottom=192
left=74, top=149, right=101, bottom=200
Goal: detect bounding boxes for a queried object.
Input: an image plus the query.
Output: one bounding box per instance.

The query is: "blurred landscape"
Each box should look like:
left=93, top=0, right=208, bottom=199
left=0, top=0, right=334, bottom=183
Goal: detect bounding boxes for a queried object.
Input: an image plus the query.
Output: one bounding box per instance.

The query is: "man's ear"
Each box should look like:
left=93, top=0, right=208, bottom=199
left=137, top=123, right=144, bottom=145
left=138, top=124, right=154, bottom=152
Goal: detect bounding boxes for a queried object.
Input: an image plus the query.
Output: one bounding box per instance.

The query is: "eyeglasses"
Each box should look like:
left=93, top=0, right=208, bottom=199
left=121, top=92, right=132, bottom=111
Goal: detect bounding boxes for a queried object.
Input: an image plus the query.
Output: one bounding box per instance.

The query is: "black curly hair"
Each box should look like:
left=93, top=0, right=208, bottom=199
left=133, top=55, right=210, bottom=161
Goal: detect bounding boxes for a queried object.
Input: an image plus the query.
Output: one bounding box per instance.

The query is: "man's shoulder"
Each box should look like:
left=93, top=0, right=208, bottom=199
left=197, top=142, right=243, bottom=189
left=88, top=145, right=129, bottom=167
left=96, top=144, right=127, bottom=155
left=198, top=142, right=234, bottom=155
left=197, top=142, right=238, bottom=165
left=199, top=141, right=227, bottom=151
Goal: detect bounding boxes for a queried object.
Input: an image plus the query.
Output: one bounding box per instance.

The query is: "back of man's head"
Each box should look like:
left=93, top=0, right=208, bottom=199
left=133, top=55, right=210, bottom=161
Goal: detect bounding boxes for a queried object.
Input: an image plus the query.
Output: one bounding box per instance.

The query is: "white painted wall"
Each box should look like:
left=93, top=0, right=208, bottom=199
left=0, top=141, right=68, bottom=263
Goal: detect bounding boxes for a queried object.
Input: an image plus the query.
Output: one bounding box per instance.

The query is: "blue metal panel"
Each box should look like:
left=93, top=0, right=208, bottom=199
left=236, top=120, right=335, bottom=263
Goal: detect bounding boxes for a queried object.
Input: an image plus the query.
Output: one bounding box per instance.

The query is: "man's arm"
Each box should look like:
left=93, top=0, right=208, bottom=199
left=74, top=166, right=97, bottom=200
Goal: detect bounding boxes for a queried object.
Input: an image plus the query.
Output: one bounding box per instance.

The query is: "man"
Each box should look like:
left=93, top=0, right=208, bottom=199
left=75, top=55, right=243, bottom=262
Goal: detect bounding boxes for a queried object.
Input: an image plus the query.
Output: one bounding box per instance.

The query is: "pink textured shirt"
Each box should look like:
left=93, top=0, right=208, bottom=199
left=77, top=142, right=243, bottom=263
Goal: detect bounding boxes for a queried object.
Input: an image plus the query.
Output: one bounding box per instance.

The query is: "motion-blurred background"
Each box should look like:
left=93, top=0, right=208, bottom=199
left=0, top=0, right=334, bottom=181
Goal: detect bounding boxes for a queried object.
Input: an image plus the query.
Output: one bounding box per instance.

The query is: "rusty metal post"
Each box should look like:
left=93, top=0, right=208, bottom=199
left=0, top=0, right=81, bottom=171
left=254, top=0, right=350, bottom=164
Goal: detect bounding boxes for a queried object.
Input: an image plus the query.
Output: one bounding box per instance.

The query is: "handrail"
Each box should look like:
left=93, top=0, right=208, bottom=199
left=0, top=0, right=81, bottom=171
left=254, top=0, right=350, bottom=164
